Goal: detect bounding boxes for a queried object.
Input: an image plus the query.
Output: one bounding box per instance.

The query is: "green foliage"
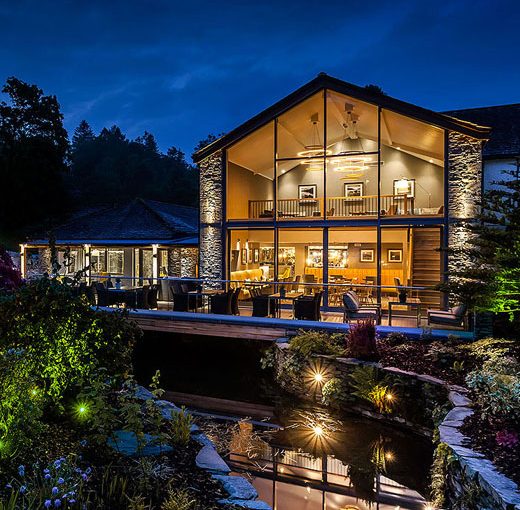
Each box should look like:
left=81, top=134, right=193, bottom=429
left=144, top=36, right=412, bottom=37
left=161, top=488, right=196, bottom=510
left=289, top=330, right=344, bottom=357
left=430, top=442, right=455, bottom=509
left=348, top=366, right=394, bottom=414
left=0, top=349, right=44, bottom=458
left=0, top=77, right=69, bottom=243
left=459, top=337, right=516, bottom=362
left=168, top=407, right=193, bottom=447
left=321, top=377, right=346, bottom=407
left=69, top=121, right=198, bottom=209
left=0, top=278, right=138, bottom=405
left=441, top=163, right=520, bottom=325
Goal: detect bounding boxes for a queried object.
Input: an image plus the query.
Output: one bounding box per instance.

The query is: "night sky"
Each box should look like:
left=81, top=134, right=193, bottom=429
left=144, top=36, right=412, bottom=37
left=2, top=0, right=519, bottom=156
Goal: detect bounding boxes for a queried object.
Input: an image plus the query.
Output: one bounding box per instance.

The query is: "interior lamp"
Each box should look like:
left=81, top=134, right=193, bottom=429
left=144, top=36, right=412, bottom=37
left=395, top=178, right=410, bottom=195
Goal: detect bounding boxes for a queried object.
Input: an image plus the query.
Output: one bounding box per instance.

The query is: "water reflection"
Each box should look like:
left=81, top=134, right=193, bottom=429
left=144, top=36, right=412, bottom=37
left=225, top=410, right=432, bottom=510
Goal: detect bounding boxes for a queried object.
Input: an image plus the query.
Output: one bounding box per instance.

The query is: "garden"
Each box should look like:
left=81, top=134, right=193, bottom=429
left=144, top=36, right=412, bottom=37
left=261, top=323, right=520, bottom=501
left=0, top=249, right=240, bottom=510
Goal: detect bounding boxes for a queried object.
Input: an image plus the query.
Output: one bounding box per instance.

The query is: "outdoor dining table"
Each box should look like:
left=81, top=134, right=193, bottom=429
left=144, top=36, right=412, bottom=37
left=107, top=286, right=144, bottom=307
left=268, top=291, right=303, bottom=318
left=187, top=289, right=222, bottom=313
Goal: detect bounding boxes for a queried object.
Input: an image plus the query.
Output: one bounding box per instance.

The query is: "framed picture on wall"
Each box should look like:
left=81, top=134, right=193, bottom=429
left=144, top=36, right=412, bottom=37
left=360, top=249, right=374, bottom=263
left=388, top=249, right=403, bottom=262
left=393, top=178, right=415, bottom=199
left=253, top=248, right=259, bottom=263
left=344, top=182, right=364, bottom=201
left=298, top=184, right=317, bottom=201
left=241, top=248, right=247, bottom=264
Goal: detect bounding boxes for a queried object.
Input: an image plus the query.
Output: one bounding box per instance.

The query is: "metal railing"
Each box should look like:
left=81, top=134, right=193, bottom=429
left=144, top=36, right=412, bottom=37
left=248, top=195, right=421, bottom=219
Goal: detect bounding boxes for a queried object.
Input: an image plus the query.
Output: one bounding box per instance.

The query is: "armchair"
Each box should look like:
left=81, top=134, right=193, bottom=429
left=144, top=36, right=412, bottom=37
left=294, top=291, right=322, bottom=321
left=342, top=290, right=381, bottom=324
left=427, top=304, right=467, bottom=328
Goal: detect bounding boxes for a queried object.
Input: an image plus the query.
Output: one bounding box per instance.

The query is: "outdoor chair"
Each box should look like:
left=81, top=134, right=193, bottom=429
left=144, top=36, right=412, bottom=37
left=427, top=304, right=467, bottom=329
left=171, top=286, right=200, bottom=312
left=209, top=289, right=234, bottom=315
left=230, top=287, right=241, bottom=315
left=84, top=284, right=97, bottom=305
left=342, top=290, right=381, bottom=324
left=134, top=286, right=150, bottom=309
left=147, top=284, right=159, bottom=309
left=95, top=287, right=112, bottom=307
left=251, top=287, right=276, bottom=317
left=294, top=291, right=322, bottom=321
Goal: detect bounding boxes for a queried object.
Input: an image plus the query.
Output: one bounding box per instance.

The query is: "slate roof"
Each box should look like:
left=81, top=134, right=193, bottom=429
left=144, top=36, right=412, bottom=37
left=28, top=199, right=198, bottom=245
left=444, top=104, right=520, bottom=159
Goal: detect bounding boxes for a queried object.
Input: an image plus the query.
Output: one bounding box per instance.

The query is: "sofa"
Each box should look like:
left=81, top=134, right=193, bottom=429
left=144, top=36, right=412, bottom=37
left=230, top=269, right=271, bottom=300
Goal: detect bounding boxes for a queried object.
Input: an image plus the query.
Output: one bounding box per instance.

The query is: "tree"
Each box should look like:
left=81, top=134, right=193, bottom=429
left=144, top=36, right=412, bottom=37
left=443, top=162, right=520, bottom=332
left=0, top=77, right=69, bottom=246
left=68, top=123, right=198, bottom=208
left=193, top=133, right=225, bottom=154
left=364, top=84, right=387, bottom=95
left=71, top=120, right=95, bottom=150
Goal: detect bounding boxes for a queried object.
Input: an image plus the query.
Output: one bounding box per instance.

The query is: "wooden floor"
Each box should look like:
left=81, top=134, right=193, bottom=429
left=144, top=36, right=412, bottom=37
left=156, top=302, right=427, bottom=329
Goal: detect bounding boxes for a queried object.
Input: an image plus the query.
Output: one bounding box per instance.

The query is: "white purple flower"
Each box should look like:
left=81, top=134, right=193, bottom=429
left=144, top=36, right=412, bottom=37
left=44, top=500, right=52, bottom=508
left=52, top=487, right=58, bottom=496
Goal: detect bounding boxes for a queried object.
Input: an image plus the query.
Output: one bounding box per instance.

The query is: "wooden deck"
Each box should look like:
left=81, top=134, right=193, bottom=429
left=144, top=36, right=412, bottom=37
left=107, top=305, right=474, bottom=342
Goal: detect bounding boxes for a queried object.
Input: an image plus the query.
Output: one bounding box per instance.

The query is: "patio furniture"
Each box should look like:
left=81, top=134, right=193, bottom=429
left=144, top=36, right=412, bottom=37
left=388, top=300, right=421, bottom=327
left=231, top=287, right=241, bottom=315
left=294, top=291, right=322, bottom=321
left=147, top=284, right=159, bottom=309
left=427, top=304, right=467, bottom=328
left=269, top=291, right=304, bottom=318
left=342, top=290, right=381, bottom=324
left=209, top=290, right=234, bottom=315
left=171, top=286, right=202, bottom=312
left=135, top=286, right=150, bottom=309
left=251, top=287, right=276, bottom=317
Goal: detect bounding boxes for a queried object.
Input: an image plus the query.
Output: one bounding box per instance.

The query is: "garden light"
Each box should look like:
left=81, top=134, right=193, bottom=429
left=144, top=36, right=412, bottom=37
left=312, top=425, right=324, bottom=437
left=386, top=392, right=394, bottom=401
left=385, top=451, right=394, bottom=461
left=313, top=371, right=324, bottom=383
left=75, top=402, right=89, bottom=420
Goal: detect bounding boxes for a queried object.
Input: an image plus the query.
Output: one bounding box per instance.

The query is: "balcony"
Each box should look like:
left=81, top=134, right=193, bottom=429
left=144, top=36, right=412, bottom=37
left=248, top=195, right=442, bottom=220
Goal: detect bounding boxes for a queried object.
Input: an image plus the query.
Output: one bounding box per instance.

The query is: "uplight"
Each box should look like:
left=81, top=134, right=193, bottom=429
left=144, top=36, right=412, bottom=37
left=386, top=392, right=394, bottom=401
left=313, top=372, right=323, bottom=383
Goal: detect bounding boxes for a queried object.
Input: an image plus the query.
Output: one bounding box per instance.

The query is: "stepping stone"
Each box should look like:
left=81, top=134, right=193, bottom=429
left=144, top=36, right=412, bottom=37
left=218, top=499, right=271, bottom=509
left=134, top=386, right=155, bottom=401
left=192, top=432, right=215, bottom=448
left=107, top=430, right=173, bottom=457
left=213, top=474, right=257, bottom=500
left=195, top=445, right=230, bottom=473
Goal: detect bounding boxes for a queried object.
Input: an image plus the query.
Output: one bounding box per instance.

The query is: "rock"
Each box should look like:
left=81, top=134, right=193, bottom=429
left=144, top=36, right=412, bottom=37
left=134, top=386, right=155, bottom=401
left=213, top=475, right=258, bottom=500
left=476, top=464, right=520, bottom=508
left=195, top=445, right=230, bottom=473
left=155, top=399, right=182, bottom=420
left=107, top=430, right=173, bottom=457
left=218, top=499, right=271, bottom=509
left=275, top=337, right=289, bottom=343
left=449, top=390, right=472, bottom=407
left=442, top=406, right=473, bottom=427
left=439, top=424, right=467, bottom=447
left=416, top=373, right=445, bottom=386
left=192, top=432, right=215, bottom=448
left=450, top=444, right=485, bottom=459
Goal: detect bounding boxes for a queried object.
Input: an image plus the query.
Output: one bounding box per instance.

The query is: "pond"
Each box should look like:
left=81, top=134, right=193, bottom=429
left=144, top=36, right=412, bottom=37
left=134, top=332, right=434, bottom=510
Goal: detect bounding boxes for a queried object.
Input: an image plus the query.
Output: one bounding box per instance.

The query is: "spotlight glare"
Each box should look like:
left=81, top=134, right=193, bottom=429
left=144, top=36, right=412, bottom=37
left=313, top=425, right=323, bottom=437
left=386, top=392, right=394, bottom=401
left=314, top=372, right=323, bottom=383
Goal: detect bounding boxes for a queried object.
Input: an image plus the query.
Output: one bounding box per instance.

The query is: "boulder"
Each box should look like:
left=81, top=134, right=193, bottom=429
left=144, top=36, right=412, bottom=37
left=213, top=474, right=257, bottom=500
left=107, top=430, right=173, bottom=457
left=195, top=445, right=230, bottom=473
left=218, top=499, right=271, bottom=509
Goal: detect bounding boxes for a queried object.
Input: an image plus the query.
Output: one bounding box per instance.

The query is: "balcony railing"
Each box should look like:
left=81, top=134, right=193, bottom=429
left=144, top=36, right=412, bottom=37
left=248, top=195, right=434, bottom=219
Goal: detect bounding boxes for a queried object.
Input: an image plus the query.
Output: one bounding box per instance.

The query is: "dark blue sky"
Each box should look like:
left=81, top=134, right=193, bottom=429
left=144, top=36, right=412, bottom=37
left=2, top=0, right=519, bottom=156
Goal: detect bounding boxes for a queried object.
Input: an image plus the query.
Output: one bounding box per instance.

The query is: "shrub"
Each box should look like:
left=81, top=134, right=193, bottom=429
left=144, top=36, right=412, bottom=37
left=289, top=330, right=344, bottom=357
left=346, top=319, right=378, bottom=361
left=168, top=407, right=193, bottom=446
left=348, top=366, right=394, bottom=414
left=384, top=332, right=408, bottom=346
left=161, top=488, right=196, bottom=510
left=321, top=377, right=346, bottom=407
left=0, top=278, right=138, bottom=405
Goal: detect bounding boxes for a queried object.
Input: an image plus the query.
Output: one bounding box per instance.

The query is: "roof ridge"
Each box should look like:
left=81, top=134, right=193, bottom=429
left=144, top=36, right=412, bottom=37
left=444, top=103, right=520, bottom=113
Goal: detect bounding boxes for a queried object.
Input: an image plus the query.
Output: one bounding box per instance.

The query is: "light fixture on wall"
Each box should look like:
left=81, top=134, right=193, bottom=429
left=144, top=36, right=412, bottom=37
left=298, top=113, right=330, bottom=170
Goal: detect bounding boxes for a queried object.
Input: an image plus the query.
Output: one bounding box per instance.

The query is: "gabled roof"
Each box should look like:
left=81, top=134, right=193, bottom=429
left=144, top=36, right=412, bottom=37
left=193, top=73, right=491, bottom=163
left=444, top=104, right=520, bottom=159
left=28, top=199, right=198, bottom=245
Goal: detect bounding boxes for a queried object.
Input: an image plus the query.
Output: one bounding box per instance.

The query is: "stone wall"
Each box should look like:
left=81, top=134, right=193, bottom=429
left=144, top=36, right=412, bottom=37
left=167, top=247, right=198, bottom=277
left=447, top=132, right=483, bottom=276
left=199, top=151, right=224, bottom=281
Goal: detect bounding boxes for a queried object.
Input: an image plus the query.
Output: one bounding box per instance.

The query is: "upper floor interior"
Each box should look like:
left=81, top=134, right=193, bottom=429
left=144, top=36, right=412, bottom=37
left=194, top=74, right=490, bottom=223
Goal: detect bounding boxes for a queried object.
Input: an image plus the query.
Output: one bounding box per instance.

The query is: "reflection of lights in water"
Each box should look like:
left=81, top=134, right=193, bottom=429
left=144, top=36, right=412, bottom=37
left=312, top=425, right=323, bottom=436
left=306, top=485, right=311, bottom=493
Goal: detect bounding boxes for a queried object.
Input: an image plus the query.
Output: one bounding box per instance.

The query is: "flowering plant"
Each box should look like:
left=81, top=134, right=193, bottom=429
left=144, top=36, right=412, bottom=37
left=3, top=456, right=91, bottom=508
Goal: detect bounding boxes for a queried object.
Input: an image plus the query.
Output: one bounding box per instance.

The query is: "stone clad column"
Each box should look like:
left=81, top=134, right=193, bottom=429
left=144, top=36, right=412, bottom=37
left=447, top=131, right=483, bottom=278
left=198, top=151, right=224, bottom=282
